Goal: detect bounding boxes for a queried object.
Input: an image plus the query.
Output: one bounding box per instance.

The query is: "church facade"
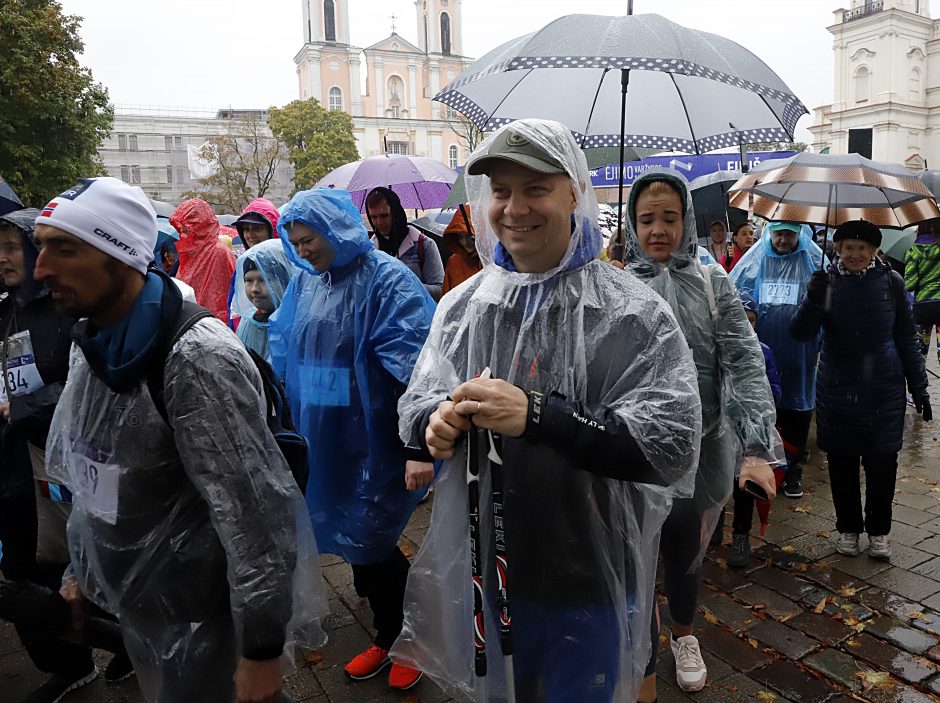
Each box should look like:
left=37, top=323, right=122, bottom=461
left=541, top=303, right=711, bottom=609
left=294, top=0, right=476, bottom=168
left=808, top=0, right=939, bottom=169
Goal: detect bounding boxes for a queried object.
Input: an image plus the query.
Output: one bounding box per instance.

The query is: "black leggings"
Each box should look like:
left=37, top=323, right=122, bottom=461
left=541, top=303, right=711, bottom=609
left=827, top=453, right=898, bottom=536
left=644, top=497, right=702, bottom=676
left=351, top=547, right=411, bottom=650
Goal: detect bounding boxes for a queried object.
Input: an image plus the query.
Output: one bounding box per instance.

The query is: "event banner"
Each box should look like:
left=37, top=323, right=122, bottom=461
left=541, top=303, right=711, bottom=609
left=590, top=151, right=798, bottom=188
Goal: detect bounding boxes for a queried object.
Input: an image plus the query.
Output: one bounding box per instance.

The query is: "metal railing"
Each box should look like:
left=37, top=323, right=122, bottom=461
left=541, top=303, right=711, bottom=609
left=843, top=1, right=884, bottom=22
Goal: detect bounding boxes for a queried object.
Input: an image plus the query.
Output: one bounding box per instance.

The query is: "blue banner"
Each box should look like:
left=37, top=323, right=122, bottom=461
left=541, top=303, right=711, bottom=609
left=590, top=151, right=798, bottom=188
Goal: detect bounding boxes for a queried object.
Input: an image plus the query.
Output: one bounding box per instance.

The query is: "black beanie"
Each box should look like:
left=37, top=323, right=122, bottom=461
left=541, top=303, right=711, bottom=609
left=832, top=220, right=881, bottom=248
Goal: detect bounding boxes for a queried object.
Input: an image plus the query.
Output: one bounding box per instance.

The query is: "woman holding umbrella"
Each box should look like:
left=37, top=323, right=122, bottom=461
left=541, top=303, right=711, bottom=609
left=626, top=170, right=781, bottom=700
left=791, top=220, right=930, bottom=560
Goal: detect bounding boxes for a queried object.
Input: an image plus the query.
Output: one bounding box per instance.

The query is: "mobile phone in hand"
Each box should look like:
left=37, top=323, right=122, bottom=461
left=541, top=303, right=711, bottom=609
left=743, top=479, right=769, bottom=502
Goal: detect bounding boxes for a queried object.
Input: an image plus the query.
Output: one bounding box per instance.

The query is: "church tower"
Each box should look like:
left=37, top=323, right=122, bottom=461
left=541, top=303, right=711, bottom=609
left=809, top=0, right=938, bottom=168
left=414, top=0, right=464, bottom=56
left=294, top=0, right=363, bottom=116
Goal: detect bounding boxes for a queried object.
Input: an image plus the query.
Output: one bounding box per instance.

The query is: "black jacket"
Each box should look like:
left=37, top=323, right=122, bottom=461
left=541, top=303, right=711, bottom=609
left=790, top=261, right=927, bottom=455
left=0, top=209, right=75, bottom=498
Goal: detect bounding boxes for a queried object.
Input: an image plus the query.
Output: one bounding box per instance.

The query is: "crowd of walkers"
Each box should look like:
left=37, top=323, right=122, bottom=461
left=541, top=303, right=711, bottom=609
left=0, top=117, right=935, bottom=703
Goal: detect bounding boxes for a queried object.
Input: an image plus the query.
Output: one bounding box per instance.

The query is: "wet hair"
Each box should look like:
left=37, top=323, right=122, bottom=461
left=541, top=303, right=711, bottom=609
left=365, top=189, right=391, bottom=210
left=633, top=178, right=683, bottom=205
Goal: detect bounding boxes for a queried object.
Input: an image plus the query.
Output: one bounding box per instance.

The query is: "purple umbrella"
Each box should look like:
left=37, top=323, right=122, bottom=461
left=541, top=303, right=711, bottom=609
left=315, top=154, right=458, bottom=211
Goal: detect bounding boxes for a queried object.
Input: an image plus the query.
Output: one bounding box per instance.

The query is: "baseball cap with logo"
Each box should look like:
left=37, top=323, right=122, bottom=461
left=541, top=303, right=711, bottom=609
left=466, top=129, right=566, bottom=177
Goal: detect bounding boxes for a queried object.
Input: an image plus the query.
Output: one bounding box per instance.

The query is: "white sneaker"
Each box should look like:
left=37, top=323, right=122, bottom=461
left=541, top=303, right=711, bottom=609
left=837, top=532, right=860, bottom=556
left=671, top=634, right=707, bottom=691
left=868, top=535, right=891, bottom=560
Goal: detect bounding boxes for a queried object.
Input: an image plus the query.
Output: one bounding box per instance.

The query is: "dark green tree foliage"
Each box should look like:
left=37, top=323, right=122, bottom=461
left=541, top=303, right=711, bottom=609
left=0, top=0, right=113, bottom=205
left=268, top=99, right=359, bottom=193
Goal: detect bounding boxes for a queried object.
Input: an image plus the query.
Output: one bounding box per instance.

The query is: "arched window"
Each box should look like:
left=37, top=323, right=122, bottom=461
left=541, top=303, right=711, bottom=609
left=854, top=66, right=870, bottom=103
left=448, top=144, right=459, bottom=170
left=329, top=86, right=343, bottom=111
left=910, top=68, right=922, bottom=99
left=387, top=76, right=404, bottom=118
left=324, top=0, right=336, bottom=42
left=440, top=12, right=451, bottom=55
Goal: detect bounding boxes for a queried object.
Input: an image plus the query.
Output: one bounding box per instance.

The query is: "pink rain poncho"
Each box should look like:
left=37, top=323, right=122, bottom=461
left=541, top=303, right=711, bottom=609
left=171, top=199, right=236, bottom=322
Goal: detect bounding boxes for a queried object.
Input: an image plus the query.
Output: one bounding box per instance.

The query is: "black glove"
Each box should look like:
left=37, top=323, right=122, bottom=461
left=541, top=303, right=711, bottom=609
left=806, top=271, right=830, bottom=306
left=913, top=390, right=933, bottom=422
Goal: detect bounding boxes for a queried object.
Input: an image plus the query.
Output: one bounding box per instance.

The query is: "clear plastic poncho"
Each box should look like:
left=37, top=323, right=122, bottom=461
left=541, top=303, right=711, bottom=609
left=46, top=316, right=327, bottom=701
left=626, top=169, right=783, bottom=562
left=268, top=188, right=436, bottom=565
left=730, top=224, right=826, bottom=411
left=391, top=120, right=702, bottom=703
left=233, top=239, right=298, bottom=359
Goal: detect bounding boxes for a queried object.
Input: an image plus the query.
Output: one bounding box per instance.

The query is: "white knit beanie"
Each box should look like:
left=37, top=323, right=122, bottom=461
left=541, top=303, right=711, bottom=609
left=35, top=177, right=156, bottom=274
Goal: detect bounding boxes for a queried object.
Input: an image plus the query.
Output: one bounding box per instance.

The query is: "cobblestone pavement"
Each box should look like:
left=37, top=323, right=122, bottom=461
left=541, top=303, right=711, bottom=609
left=2, top=359, right=939, bottom=703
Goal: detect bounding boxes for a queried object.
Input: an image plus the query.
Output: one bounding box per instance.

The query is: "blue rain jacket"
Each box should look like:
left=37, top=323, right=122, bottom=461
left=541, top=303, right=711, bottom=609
left=269, top=189, right=435, bottom=565
left=730, top=225, right=826, bottom=411
left=233, top=239, right=297, bottom=359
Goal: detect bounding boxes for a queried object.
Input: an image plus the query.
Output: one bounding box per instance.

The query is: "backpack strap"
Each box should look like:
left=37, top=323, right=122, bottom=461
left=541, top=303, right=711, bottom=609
left=147, top=301, right=213, bottom=425
left=417, top=232, right=426, bottom=271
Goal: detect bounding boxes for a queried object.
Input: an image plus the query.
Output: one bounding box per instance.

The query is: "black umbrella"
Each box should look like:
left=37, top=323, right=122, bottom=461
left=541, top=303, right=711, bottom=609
left=0, top=176, right=24, bottom=216
left=689, top=170, right=748, bottom=242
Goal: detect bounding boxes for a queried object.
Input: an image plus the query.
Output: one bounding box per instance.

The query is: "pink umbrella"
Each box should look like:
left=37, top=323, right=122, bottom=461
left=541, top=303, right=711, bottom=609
left=315, top=154, right=458, bottom=212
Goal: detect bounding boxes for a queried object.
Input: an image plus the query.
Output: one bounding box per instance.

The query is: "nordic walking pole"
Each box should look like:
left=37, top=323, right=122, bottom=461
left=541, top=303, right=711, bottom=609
left=486, top=426, right=516, bottom=702
left=476, top=368, right=516, bottom=700
left=467, top=391, right=487, bottom=677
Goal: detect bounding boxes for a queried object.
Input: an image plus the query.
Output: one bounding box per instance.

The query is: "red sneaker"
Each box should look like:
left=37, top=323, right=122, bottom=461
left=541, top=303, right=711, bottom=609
left=344, top=645, right=391, bottom=680
left=388, top=662, right=423, bottom=690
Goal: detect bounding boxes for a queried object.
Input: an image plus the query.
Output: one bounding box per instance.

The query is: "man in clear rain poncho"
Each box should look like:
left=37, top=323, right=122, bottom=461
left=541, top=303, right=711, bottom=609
left=730, top=222, right=827, bottom=499
left=625, top=170, right=782, bottom=701
left=33, top=177, right=327, bottom=703
left=390, top=119, right=703, bottom=703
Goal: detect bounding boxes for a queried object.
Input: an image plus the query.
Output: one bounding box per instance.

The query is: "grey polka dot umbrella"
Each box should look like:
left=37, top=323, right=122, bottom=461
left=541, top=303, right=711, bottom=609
left=435, top=13, right=807, bottom=156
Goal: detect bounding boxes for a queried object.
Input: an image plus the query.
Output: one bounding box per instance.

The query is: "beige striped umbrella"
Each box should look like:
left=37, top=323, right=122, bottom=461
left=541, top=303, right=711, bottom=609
left=728, top=153, right=939, bottom=229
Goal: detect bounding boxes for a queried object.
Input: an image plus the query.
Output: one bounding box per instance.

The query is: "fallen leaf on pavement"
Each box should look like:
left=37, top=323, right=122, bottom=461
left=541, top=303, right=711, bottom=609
left=702, top=610, right=720, bottom=625
left=816, top=531, right=831, bottom=538
left=792, top=506, right=810, bottom=513
left=855, top=670, right=891, bottom=691
left=747, top=637, right=760, bottom=648
left=781, top=545, right=796, bottom=554
left=714, top=558, right=728, bottom=569
left=751, top=603, right=767, bottom=611
left=793, top=563, right=808, bottom=572
left=757, top=691, right=778, bottom=702
left=305, top=651, right=325, bottom=667
left=814, top=596, right=829, bottom=614
left=837, top=587, right=858, bottom=597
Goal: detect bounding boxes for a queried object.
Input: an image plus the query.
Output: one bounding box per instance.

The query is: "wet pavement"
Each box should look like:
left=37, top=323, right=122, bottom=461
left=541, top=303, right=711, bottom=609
left=1, top=357, right=939, bottom=703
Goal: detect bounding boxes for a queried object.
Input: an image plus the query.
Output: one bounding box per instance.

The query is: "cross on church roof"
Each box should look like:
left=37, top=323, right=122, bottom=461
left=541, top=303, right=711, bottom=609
left=390, top=13, right=397, bottom=34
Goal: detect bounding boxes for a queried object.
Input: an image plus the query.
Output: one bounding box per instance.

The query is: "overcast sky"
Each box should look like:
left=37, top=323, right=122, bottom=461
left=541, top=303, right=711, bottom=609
left=58, top=0, right=874, bottom=143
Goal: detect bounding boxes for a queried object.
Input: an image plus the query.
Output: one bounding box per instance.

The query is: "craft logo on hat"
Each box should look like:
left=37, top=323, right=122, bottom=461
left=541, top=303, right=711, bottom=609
left=505, top=132, right=529, bottom=147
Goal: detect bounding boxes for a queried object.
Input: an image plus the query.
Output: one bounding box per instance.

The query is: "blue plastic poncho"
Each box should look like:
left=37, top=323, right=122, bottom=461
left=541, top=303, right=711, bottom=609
left=268, top=188, right=436, bottom=565
left=233, top=239, right=297, bottom=358
left=730, top=224, right=826, bottom=411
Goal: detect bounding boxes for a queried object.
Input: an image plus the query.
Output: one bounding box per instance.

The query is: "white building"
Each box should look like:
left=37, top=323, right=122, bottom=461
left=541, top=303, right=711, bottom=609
left=98, top=106, right=295, bottom=207
left=293, top=0, right=475, bottom=167
left=809, top=0, right=940, bottom=169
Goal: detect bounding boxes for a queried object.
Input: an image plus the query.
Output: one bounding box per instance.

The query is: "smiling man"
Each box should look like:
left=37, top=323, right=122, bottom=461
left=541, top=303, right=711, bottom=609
left=390, top=119, right=702, bottom=703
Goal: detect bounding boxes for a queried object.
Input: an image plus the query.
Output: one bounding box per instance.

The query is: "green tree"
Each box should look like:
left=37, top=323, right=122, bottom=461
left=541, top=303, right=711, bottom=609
left=0, top=0, right=113, bottom=205
left=182, top=112, right=287, bottom=213
left=268, top=99, right=359, bottom=193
